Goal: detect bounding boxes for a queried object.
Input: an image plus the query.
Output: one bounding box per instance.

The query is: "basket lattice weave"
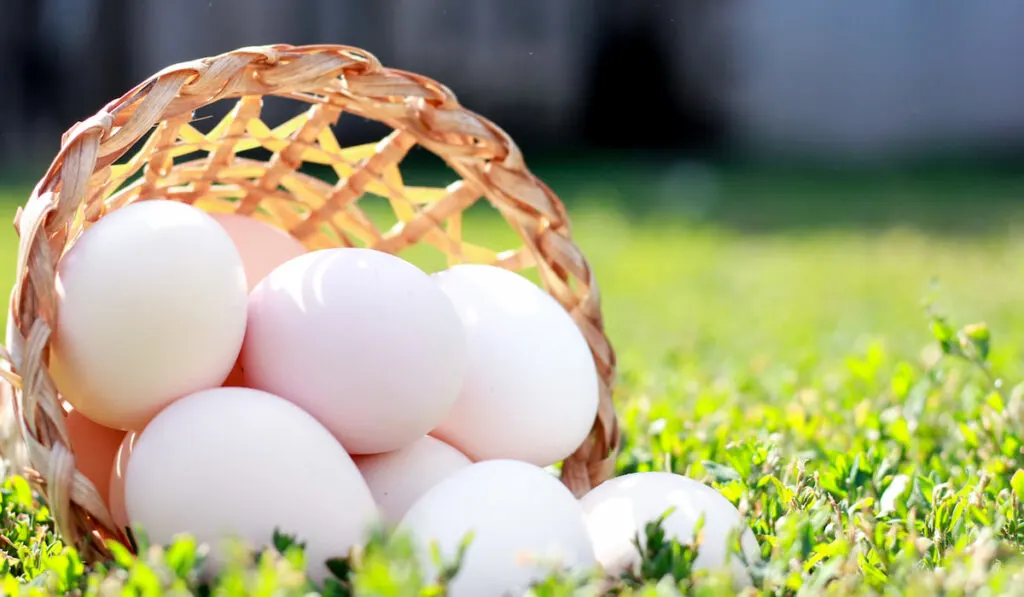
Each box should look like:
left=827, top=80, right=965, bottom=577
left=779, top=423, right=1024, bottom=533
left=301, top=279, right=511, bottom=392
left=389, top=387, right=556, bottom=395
left=0, top=44, right=618, bottom=562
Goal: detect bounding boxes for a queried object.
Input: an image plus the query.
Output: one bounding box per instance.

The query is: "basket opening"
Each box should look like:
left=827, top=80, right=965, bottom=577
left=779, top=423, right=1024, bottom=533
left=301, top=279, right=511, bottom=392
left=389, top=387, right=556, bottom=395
left=189, top=98, right=235, bottom=135
left=70, top=95, right=541, bottom=283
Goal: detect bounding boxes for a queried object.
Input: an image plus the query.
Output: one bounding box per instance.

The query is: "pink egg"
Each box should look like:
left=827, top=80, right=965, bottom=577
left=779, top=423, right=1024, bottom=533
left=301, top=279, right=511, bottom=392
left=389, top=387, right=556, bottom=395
left=222, top=358, right=247, bottom=388
left=243, top=248, right=467, bottom=455
left=65, top=408, right=126, bottom=506
left=108, top=431, right=138, bottom=532
left=207, top=213, right=306, bottom=291
left=353, top=436, right=472, bottom=524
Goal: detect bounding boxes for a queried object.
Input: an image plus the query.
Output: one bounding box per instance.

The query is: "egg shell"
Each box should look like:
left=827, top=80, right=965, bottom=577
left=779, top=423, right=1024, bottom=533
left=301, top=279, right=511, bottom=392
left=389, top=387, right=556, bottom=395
left=221, top=358, right=246, bottom=388
left=50, top=199, right=248, bottom=431
left=398, top=459, right=596, bottom=597
left=243, top=248, right=466, bottom=455
left=108, top=431, right=137, bottom=532
left=579, top=472, right=761, bottom=587
left=124, top=387, right=379, bottom=581
left=429, top=264, right=599, bottom=466
left=64, top=409, right=126, bottom=507
left=353, top=436, right=472, bottom=525
left=207, top=212, right=306, bottom=291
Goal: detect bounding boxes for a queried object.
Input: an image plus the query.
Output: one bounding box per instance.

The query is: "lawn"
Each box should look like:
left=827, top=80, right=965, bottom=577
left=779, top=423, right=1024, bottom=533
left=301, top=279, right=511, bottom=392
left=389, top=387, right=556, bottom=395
left=4, top=161, right=1024, bottom=595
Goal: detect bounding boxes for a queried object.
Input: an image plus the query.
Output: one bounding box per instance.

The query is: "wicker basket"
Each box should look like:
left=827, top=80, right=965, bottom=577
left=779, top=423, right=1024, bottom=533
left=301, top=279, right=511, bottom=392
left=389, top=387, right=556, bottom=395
left=0, top=43, right=618, bottom=563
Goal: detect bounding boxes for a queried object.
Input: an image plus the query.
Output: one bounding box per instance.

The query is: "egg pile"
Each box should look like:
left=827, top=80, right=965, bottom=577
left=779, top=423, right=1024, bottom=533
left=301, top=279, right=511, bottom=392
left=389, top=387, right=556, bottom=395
left=41, top=199, right=760, bottom=595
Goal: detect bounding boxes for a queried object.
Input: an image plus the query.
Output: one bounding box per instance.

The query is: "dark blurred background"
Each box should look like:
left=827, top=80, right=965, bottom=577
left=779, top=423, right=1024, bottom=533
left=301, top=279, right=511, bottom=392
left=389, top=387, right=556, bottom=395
left=3, top=0, right=1024, bottom=228
left=5, top=0, right=1024, bottom=368
left=7, top=0, right=1024, bottom=160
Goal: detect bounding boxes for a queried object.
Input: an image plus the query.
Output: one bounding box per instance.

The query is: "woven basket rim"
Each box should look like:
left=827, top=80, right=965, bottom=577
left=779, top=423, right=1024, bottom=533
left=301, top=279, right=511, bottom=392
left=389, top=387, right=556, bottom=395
left=0, top=42, right=619, bottom=564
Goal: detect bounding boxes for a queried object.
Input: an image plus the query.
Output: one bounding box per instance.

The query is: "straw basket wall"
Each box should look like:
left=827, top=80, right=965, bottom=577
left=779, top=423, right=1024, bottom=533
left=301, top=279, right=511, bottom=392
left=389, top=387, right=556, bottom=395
left=0, top=44, right=618, bottom=563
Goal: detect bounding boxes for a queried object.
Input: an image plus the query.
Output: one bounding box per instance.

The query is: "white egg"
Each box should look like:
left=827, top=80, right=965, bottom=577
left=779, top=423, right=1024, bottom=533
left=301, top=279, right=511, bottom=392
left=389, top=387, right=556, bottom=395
left=429, top=264, right=599, bottom=467
left=125, top=387, right=379, bottom=581
left=243, top=248, right=466, bottom=454
left=354, top=436, right=472, bottom=525
left=580, top=472, right=761, bottom=587
left=398, top=459, right=597, bottom=597
left=50, top=199, right=248, bottom=430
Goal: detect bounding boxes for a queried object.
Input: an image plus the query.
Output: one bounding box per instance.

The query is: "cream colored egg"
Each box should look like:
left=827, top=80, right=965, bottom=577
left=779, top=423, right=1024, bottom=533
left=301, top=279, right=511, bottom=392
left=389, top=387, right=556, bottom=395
left=51, top=199, right=248, bottom=431
left=243, top=248, right=466, bottom=455
left=398, top=459, right=596, bottom=597
left=430, top=264, right=599, bottom=466
left=353, top=436, right=471, bottom=525
left=580, top=472, right=761, bottom=587
left=125, top=387, right=379, bottom=581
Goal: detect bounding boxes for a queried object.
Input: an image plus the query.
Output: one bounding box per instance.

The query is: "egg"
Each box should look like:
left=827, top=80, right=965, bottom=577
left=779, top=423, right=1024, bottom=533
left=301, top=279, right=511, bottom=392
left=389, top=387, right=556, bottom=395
left=579, top=472, right=761, bottom=587
left=429, top=264, right=599, bottom=466
left=243, top=248, right=466, bottom=454
left=50, top=199, right=248, bottom=430
left=64, top=408, right=126, bottom=506
left=398, top=459, right=596, bottom=597
left=108, top=431, right=137, bottom=532
left=221, top=358, right=246, bottom=388
left=353, top=436, right=472, bottom=525
left=207, top=212, right=306, bottom=291
left=124, top=387, right=378, bottom=580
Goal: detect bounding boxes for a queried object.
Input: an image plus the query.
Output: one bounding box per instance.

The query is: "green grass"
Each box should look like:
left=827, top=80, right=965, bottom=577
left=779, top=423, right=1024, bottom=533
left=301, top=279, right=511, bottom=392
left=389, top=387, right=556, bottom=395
left=5, top=162, right=1024, bottom=594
